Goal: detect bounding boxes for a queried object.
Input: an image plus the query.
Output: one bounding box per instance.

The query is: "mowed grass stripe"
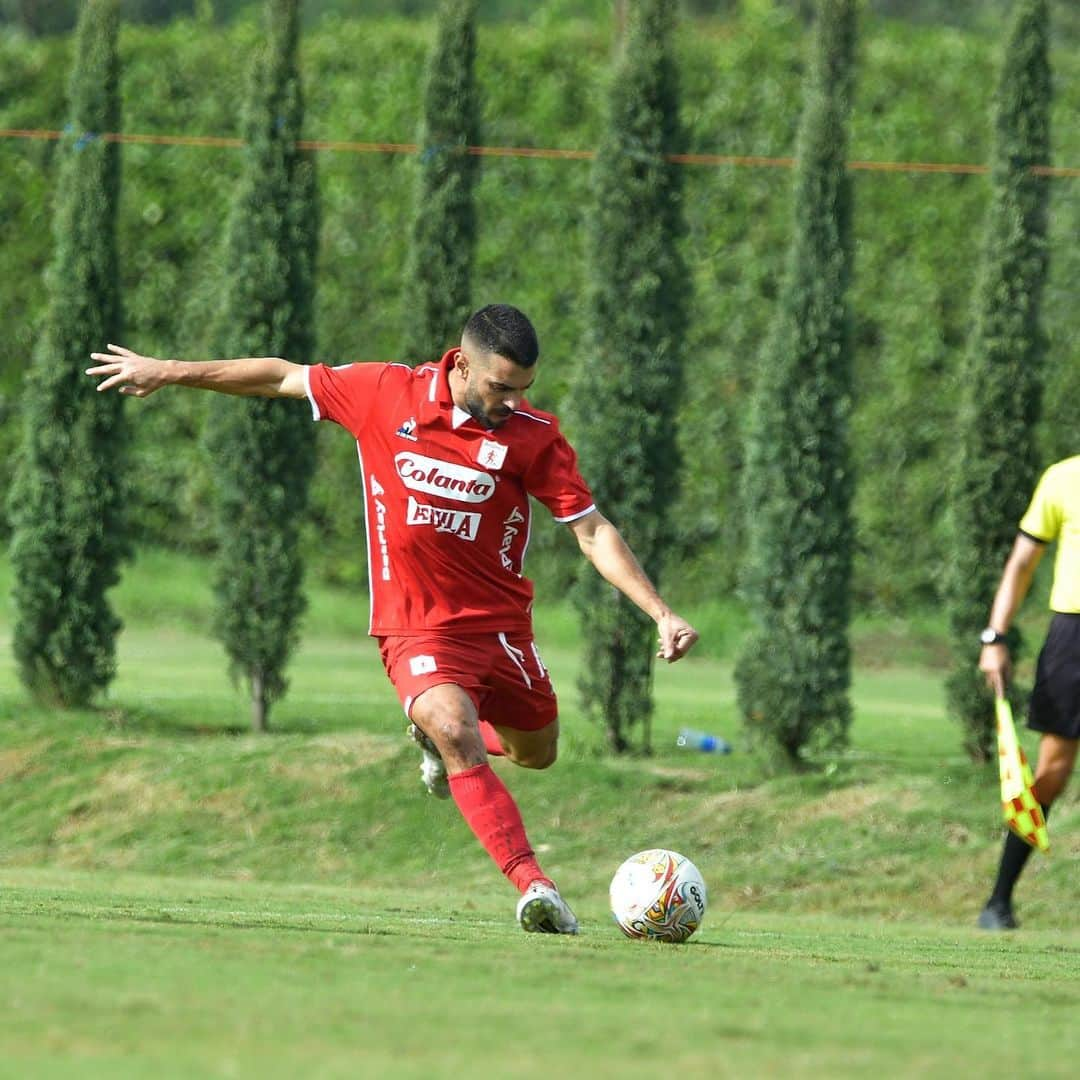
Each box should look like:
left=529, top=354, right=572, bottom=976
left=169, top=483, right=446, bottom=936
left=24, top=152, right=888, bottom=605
left=0, top=871, right=1077, bottom=1079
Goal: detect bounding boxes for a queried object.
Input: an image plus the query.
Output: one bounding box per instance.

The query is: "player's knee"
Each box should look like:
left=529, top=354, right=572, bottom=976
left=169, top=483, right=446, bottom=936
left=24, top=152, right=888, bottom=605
left=412, top=705, right=482, bottom=760
left=435, top=717, right=481, bottom=757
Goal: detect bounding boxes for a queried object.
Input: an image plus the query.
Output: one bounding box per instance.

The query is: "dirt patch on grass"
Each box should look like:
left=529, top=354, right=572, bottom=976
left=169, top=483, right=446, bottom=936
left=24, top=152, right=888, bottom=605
left=798, top=785, right=890, bottom=821
left=269, top=733, right=400, bottom=796
left=197, top=788, right=255, bottom=823
left=308, top=731, right=401, bottom=765
left=643, top=764, right=715, bottom=782
left=54, top=767, right=190, bottom=839
left=0, top=740, right=51, bottom=782
left=694, top=786, right=770, bottom=816
left=799, top=782, right=928, bottom=822
left=600, top=758, right=715, bottom=783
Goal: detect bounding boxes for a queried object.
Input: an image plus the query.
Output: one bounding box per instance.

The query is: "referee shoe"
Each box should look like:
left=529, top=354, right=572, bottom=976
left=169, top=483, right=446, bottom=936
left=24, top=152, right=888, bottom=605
left=977, top=899, right=1018, bottom=931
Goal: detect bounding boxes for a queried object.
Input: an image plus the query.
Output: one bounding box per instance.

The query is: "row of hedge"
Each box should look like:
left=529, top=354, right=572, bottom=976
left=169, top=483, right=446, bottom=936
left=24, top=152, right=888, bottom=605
left=2, top=7, right=1078, bottom=608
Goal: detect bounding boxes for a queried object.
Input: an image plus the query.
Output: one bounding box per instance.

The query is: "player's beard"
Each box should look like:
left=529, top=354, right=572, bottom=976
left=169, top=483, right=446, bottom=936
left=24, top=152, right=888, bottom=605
left=463, top=385, right=511, bottom=429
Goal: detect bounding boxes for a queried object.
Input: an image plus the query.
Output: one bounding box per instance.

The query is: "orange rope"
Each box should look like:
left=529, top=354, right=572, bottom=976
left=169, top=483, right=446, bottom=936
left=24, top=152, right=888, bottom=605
left=2, top=128, right=1077, bottom=177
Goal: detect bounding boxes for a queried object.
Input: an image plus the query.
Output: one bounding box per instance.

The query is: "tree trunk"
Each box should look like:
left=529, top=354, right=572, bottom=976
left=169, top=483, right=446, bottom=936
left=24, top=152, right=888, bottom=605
left=251, top=669, right=268, bottom=733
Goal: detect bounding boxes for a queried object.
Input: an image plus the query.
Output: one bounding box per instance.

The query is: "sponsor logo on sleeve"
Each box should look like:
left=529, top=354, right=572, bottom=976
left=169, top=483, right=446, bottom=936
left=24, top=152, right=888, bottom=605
left=394, top=452, right=495, bottom=504
left=406, top=496, right=481, bottom=541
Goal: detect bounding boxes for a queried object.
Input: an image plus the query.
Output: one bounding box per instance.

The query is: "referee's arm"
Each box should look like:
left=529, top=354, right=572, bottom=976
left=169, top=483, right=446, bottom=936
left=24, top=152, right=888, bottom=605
left=979, top=533, right=1046, bottom=697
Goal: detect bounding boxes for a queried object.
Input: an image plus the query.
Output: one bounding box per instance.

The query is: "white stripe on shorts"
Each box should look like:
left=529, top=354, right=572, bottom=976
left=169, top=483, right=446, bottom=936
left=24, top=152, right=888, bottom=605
left=530, top=641, right=548, bottom=679
left=497, top=632, right=532, bottom=689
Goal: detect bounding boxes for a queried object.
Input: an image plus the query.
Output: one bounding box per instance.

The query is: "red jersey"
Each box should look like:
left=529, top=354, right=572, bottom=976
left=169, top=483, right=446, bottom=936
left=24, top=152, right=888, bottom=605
left=305, top=351, right=595, bottom=636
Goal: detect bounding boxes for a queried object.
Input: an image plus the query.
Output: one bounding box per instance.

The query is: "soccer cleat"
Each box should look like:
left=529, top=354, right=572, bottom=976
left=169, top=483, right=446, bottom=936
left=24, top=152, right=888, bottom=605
left=407, top=723, right=450, bottom=800
left=977, top=899, right=1018, bottom=931
left=516, top=881, right=579, bottom=935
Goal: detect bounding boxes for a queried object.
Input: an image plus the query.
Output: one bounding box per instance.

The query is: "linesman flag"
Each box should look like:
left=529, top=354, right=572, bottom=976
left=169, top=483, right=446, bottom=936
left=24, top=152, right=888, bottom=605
left=995, top=697, right=1049, bottom=853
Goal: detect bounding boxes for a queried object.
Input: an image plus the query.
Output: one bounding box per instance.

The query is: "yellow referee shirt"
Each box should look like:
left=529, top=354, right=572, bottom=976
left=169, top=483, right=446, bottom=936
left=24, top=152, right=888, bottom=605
left=1020, top=455, right=1080, bottom=614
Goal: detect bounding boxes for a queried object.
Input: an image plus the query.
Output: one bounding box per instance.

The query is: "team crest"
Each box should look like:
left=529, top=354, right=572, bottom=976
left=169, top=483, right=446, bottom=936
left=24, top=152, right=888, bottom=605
left=477, top=438, right=507, bottom=470
left=395, top=417, right=419, bottom=441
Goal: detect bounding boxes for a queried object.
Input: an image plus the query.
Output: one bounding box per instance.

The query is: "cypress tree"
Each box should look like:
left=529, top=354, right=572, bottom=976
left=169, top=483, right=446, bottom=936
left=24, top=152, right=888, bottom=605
left=734, top=0, right=857, bottom=765
left=400, top=0, right=480, bottom=364
left=7, top=0, right=128, bottom=707
left=945, top=0, right=1051, bottom=762
left=206, top=0, right=319, bottom=732
left=568, top=0, right=687, bottom=754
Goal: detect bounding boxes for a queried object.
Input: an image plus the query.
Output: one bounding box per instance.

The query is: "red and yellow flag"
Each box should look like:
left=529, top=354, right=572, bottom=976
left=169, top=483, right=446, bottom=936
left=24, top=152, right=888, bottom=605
left=995, top=697, right=1049, bottom=853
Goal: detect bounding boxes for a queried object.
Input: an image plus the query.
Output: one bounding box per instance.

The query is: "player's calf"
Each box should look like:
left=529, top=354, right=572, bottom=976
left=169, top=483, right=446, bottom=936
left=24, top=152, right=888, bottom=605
left=496, top=722, right=559, bottom=770
left=503, top=743, right=558, bottom=769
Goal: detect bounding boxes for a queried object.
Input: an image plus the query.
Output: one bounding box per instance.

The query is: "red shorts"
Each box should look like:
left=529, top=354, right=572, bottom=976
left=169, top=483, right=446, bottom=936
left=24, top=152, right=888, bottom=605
left=378, top=632, right=558, bottom=732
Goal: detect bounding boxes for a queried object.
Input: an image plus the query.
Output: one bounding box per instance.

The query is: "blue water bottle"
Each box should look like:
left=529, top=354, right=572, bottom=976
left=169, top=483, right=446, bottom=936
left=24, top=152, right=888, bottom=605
left=677, top=728, right=732, bottom=754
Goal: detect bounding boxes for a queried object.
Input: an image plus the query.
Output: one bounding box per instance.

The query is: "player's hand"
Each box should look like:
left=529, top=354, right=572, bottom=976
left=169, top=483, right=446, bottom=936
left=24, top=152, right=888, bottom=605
left=979, top=643, right=1010, bottom=699
left=656, top=612, right=698, bottom=663
left=86, top=344, right=171, bottom=398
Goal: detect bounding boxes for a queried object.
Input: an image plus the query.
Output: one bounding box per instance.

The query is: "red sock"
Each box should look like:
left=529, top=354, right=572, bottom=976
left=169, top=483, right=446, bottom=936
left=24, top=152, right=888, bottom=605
left=479, top=720, right=506, bottom=757
left=448, top=763, right=550, bottom=894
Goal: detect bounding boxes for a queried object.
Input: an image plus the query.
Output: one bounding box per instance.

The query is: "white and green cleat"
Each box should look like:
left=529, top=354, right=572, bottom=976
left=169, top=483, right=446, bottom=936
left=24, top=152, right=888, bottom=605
left=516, top=881, right=579, bottom=935
left=407, top=723, right=450, bottom=800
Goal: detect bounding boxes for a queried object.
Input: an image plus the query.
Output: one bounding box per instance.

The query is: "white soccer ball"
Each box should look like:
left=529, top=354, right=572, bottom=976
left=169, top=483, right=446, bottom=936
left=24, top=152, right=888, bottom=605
left=609, top=848, right=707, bottom=942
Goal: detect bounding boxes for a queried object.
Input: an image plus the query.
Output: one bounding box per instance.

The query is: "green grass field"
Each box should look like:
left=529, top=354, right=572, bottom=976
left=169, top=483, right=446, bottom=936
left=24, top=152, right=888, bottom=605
left=2, top=869, right=1077, bottom=1079
left=1, top=551, right=1077, bottom=1078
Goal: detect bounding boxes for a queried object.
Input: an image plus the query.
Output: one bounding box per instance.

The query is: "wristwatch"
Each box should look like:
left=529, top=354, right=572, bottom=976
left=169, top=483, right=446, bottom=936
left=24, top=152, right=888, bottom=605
left=979, top=627, right=1007, bottom=646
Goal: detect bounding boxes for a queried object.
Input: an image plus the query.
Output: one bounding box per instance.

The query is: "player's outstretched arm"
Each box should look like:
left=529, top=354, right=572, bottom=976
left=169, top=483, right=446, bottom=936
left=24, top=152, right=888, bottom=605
left=86, top=344, right=308, bottom=400
left=568, top=509, right=699, bottom=663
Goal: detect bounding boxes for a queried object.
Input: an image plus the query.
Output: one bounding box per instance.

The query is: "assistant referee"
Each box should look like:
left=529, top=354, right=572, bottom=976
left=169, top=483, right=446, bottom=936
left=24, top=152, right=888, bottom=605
left=977, top=456, right=1080, bottom=930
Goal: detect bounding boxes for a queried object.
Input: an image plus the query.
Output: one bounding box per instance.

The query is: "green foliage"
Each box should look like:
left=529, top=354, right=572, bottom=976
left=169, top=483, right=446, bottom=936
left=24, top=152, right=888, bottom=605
left=945, top=0, right=1051, bottom=762
left=206, top=0, right=319, bottom=731
left=568, top=0, right=687, bottom=754
left=0, top=11, right=1079, bottom=613
left=400, top=0, right=480, bottom=363
left=734, top=0, right=857, bottom=764
left=0, top=0, right=202, bottom=34
left=6, top=0, right=128, bottom=706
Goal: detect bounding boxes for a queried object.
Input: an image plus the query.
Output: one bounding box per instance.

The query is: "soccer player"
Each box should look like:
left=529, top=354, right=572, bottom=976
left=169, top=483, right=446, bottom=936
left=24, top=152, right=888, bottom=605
left=976, top=456, right=1080, bottom=930
left=87, top=304, right=699, bottom=935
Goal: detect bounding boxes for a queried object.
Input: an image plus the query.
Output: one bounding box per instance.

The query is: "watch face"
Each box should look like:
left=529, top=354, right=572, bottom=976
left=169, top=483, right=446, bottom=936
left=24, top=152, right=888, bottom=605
left=981, top=628, right=1000, bottom=645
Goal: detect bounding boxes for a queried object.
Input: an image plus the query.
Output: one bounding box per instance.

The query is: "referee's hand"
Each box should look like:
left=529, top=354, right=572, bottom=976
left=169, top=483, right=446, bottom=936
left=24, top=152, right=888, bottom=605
left=979, top=643, right=1010, bottom=699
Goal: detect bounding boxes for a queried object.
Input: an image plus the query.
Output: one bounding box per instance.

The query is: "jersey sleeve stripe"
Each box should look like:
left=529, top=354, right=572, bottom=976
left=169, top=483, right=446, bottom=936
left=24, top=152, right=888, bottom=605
left=553, top=503, right=596, bottom=524
left=303, top=365, right=321, bottom=421
left=1019, top=528, right=1050, bottom=544
left=515, top=410, right=552, bottom=425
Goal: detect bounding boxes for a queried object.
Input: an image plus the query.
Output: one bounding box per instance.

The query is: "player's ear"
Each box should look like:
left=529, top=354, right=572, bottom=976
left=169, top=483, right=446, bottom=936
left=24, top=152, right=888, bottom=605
left=453, top=349, right=468, bottom=377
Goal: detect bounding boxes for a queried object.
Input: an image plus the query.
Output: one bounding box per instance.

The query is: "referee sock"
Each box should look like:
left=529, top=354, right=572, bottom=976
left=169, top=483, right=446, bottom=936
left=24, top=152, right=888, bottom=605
left=988, top=803, right=1050, bottom=907
left=478, top=720, right=506, bottom=757
left=448, top=763, right=548, bottom=894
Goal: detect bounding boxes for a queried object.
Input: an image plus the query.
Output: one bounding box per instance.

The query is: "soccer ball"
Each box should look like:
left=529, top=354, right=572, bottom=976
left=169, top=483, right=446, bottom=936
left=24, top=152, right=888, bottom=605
left=609, top=848, right=707, bottom=942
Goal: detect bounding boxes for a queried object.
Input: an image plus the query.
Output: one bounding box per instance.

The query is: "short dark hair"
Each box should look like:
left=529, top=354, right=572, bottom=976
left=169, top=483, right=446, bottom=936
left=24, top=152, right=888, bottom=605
left=463, top=304, right=539, bottom=368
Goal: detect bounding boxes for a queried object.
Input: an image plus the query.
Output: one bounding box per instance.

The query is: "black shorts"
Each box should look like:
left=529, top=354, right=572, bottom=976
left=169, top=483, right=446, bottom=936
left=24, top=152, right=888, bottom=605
left=1029, top=613, right=1080, bottom=739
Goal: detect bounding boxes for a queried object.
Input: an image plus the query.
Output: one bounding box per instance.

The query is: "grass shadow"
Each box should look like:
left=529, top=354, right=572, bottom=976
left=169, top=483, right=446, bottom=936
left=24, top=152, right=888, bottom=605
left=101, top=704, right=249, bottom=738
